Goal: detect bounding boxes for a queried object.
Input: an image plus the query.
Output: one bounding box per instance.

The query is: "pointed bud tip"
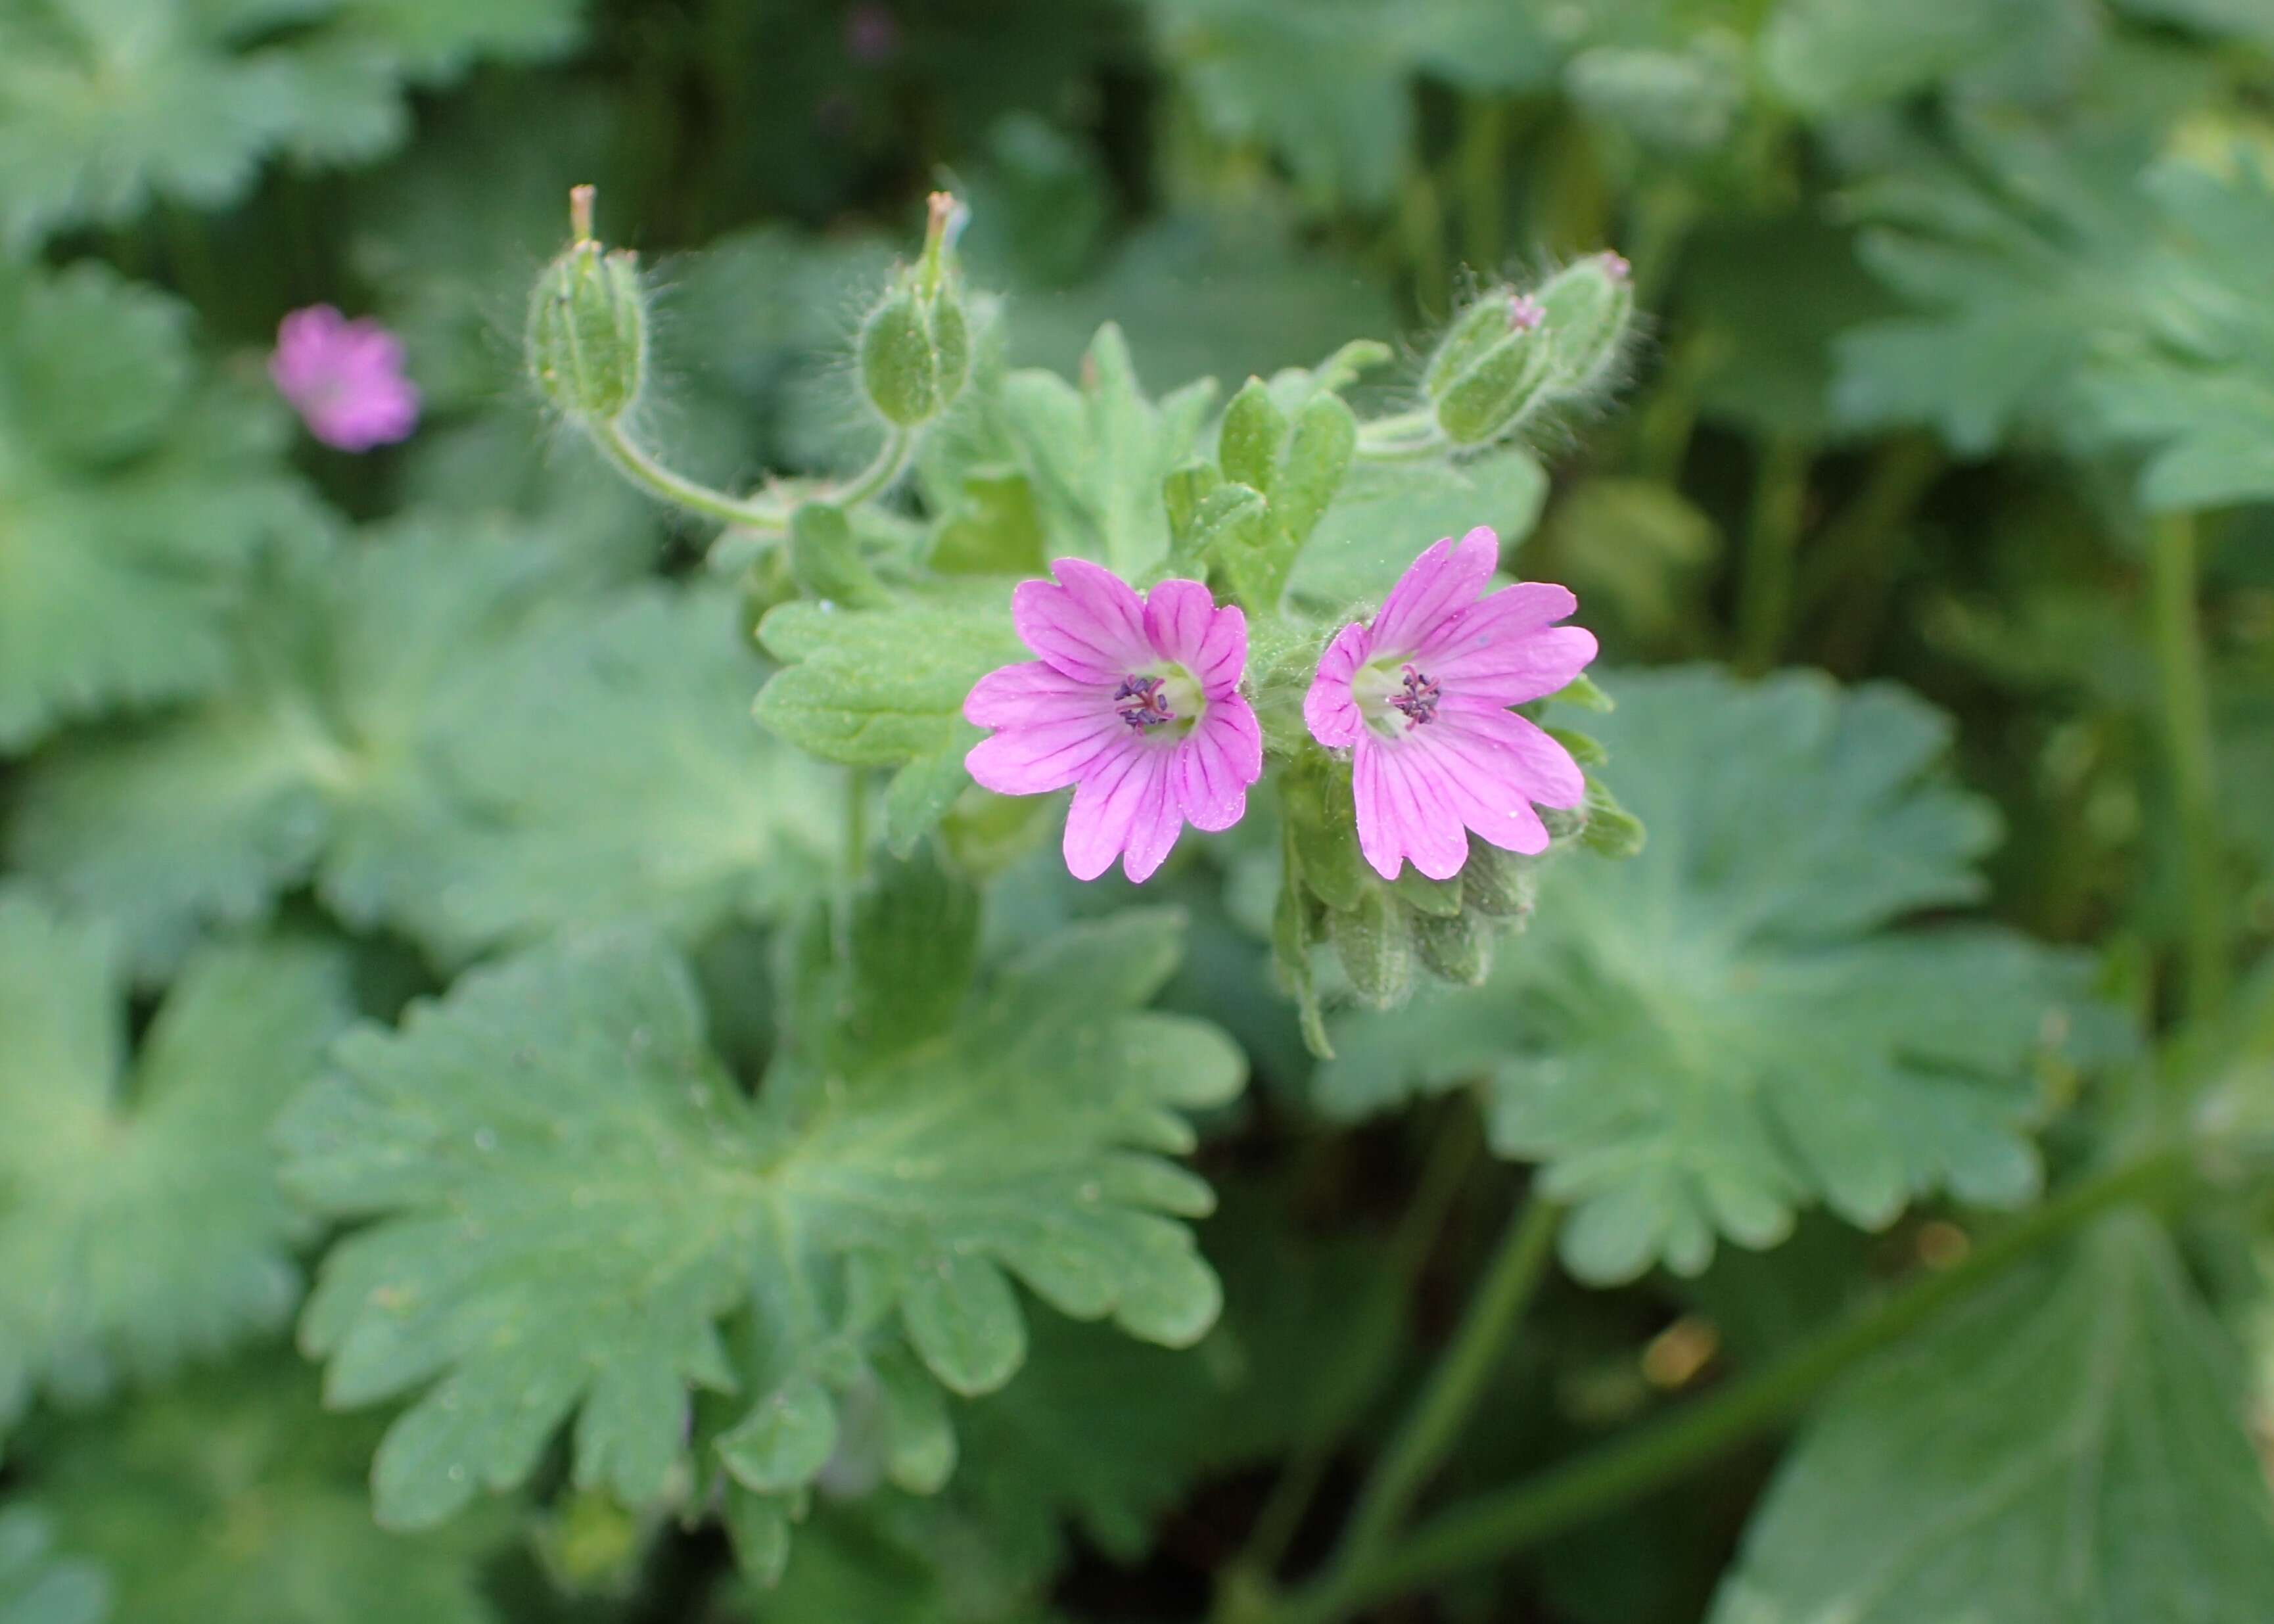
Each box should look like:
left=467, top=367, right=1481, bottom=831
left=1508, top=293, right=1544, bottom=331
left=569, top=185, right=596, bottom=244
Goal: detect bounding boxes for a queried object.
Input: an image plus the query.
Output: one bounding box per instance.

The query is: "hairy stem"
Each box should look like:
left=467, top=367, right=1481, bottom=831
left=585, top=419, right=912, bottom=534
left=2148, top=511, right=2229, bottom=1021
left=1332, top=1193, right=1562, bottom=1563
left=1261, top=1146, right=2192, bottom=1624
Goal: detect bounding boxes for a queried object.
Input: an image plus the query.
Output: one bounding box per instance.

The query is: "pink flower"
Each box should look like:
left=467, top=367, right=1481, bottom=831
left=269, top=305, right=420, bottom=452
left=1304, top=526, right=1597, bottom=881
left=965, top=559, right=1263, bottom=883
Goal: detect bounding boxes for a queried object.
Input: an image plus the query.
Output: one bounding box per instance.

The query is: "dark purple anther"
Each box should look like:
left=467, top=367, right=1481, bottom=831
left=1114, top=675, right=1176, bottom=731
left=1389, top=664, right=1441, bottom=728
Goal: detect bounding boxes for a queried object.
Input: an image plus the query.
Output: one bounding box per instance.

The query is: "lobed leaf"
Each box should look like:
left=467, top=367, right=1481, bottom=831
left=280, top=875, right=1242, bottom=1546
left=1711, top=1216, right=2274, bottom=1623
left=0, top=896, right=351, bottom=1435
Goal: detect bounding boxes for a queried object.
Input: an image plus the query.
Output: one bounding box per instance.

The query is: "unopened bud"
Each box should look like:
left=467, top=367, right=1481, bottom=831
left=527, top=185, right=648, bottom=423
left=1412, top=908, right=1491, bottom=985
left=1460, top=840, right=1538, bottom=920
left=1537, top=251, right=1635, bottom=399
left=1424, top=286, right=1554, bottom=446
left=858, top=191, right=972, bottom=427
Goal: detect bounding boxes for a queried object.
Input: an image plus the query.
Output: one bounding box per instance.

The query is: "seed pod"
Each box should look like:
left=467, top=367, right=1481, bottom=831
left=526, top=186, right=647, bottom=423
left=1537, top=251, right=1635, bottom=398
left=858, top=192, right=973, bottom=427
left=1426, top=288, right=1553, bottom=446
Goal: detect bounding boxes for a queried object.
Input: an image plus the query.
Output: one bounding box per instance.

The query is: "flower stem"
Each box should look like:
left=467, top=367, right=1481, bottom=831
left=1259, top=1146, right=2192, bottom=1624
left=1216, top=1107, right=1481, bottom=1612
left=584, top=419, right=913, bottom=535
left=586, top=417, right=791, bottom=529
left=2148, top=510, right=2229, bottom=1021
left=1734, top=435, right=1810, bottom=674
left=1331, top=1193, right=1561, bottom=1563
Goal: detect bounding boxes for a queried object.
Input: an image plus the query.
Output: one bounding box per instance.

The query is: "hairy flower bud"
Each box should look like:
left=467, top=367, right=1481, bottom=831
left=858, top=192, right=972, bottom=427
left=527, top=186, right=647, bottom=423
left=1424, top=288, right=1553, bottom=446
left=1537, top=251, right=1635, bottom=399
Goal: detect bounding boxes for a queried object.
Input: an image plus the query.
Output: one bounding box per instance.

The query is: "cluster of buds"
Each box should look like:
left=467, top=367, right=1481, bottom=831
left=527, top=185, right=649, bottom=425
left=1421, top=252, right=1636, bottom=447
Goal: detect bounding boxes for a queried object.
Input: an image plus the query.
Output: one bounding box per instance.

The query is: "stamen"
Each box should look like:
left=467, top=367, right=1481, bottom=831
left=1389, top=664, right=1441, bottom=728
left=1114, top=675, right=1176, bottom=731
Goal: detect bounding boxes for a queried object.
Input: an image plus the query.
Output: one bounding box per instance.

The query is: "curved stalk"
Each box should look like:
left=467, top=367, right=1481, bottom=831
left=584, top=419, right=914, bottom=534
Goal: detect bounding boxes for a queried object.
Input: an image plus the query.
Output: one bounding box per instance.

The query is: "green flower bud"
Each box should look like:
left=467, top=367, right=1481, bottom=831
left=1426, top=288, right=1554, bottom=446
left=1460, top=840, right=1539, bottom=920
left=1412, top=907, right=1491, bottom=986
left=1329, top=887, right=1414, bottom=1009
left=527, top=186, right=648, bottom=423
left=858, top=192, right=973, bottom=427
left=1537, top=251, right=1635, bottom=398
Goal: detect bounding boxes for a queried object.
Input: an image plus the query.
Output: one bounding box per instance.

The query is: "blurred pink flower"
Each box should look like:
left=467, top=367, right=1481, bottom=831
left=845, top=3, right=899, bottom=63
left=965, top=559, right=1262, bottom=883
left=1304, top=526, right=1597, bottom=880
left=269, top=305, right=419, bottom=452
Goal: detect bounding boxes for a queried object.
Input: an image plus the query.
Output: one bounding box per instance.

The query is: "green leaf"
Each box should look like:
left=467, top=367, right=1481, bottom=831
left=755, top=586, right=1023, bottom=850
left=11, top=521, right=837, bottom=975
left=1319, top=669, right=2107, bottom=1283
left=0, top=896, right=350, bottom=1435
left=28, top=1352, right=501, bottom=1624
left=991, top=324, right=1218, bottom=578
left=280, top=900, right=1242, bottom=1542
left=1291, top=447, right=1547, bottom=606
left=0, top=262, right=320, bottom=751
left=0, top=0, right=585, bottom=246
left=1762, top=0, right=2094, bottom=120
left=789, top=503, right=889, bottom=608
left=0, top=1506, right=105, bottom=1624
left=1711, top=1216, right=2274, bottom=1624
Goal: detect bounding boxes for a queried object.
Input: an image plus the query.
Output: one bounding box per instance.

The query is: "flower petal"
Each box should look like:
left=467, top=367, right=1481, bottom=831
left=1353, top=735, right=1469, bottom=881
left=1121, top=760, right=1186, bottom=882
left=966, top=707, right=1123, bottom=796
left=964, top=661, right=1109, bottom=729
left=1013, top=558, right=1152, bottom=682
left=1192, top=601, right=1248, bottom=697
left=1144, top=578, right=1215, bottom=666
left=1369, top=526, right=1499, bottom=657
left=1435, top=706, right=1586, bottom=811
left=1304, top=622, right=1372, bottom=749
left=1063, top=742, right=1174, bottom=881
left=1176, top=696, right=1263, bottom=831
left=1427, top=582, right=1596, bottom=704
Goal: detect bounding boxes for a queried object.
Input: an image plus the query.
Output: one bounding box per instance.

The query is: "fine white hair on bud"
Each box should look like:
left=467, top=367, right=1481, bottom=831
left=856, top=190, right=973, bottom=428
left=526, top=185, right=650, bottom=425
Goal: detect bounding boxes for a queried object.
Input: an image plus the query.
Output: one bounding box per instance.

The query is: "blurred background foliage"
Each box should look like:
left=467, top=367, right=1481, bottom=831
left=2, top=1, right=2273, bottom=1621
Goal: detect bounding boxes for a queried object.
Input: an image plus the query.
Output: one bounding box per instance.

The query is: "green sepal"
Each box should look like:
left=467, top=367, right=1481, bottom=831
left=1327, top=886, right=1413, bottom=1009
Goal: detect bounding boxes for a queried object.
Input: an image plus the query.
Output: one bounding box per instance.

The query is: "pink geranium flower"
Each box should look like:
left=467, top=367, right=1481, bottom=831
left=1304, top=526, right=1597, bottom=881
left=269, top=305, right=420, bottom=452
left=965, top=559, right=1263, bottom=883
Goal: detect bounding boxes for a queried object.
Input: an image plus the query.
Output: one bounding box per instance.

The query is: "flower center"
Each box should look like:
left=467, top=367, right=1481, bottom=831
left=1115, top=667, right=1204, bottom=737
left=1388, top=664, right=1441, bottom=726
left=1355, top=656, right=1443, bottom=737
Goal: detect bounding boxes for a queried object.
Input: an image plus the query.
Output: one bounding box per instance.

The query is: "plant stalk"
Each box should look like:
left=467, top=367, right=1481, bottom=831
left=586, top=419, right=912, bottom=534
left=2148, top=511, right=2229, bottom=1021
left=1258, top=1145, right=2192, bottom=1624
left=1330, top=1194, right=1562, bottom=1564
